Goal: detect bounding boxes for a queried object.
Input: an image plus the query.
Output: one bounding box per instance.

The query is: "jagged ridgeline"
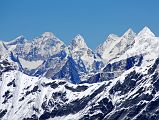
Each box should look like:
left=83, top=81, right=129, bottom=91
left=1, top=27, right=159, bottom=119
left=3, top=32, right=103, bottom=83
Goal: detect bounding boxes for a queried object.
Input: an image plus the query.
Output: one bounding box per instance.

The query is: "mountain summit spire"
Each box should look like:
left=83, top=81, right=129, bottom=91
left=71, top=34, right=88, bottom=49
left=138, top=26, right=155, bottom=37
left=122, top=28, right=136, bottom=38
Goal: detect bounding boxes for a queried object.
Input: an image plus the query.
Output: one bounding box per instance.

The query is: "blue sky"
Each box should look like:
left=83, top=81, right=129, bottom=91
left=1, top=0, right=159, bottom=49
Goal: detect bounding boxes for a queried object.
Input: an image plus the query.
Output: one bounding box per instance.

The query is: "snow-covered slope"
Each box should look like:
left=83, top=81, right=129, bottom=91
left=1, top=27, right=159, bottom=120
left=1, top=49, right=159, bottom=120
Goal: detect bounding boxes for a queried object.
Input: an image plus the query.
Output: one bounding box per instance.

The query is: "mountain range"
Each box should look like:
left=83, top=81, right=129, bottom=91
left=1, top=27, right=159, bottom=120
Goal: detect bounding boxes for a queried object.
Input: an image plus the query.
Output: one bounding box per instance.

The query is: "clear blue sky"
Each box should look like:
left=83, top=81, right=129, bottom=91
left=1, top=0, right=159, bottom=49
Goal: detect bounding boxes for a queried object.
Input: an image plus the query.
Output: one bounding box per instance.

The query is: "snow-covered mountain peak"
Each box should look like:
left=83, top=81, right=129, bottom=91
left=13, top=35, right=26, bottom=42
left=41, top=32, right=55, bottom=38
left=2, top=27, right=159, bottom=120
left=122, top=28, right=136, bottom=39
left=107, top=34, right=119, bottom=40
left=71, top=34, right=88, bottom=49
left=95, top=34, right=120, bottom=59
left=96, top=29, right=137, bottom=62
left=15, top=35, right=25, bottom=40
left=96, top=34, right=119, bottom=51
left=6, top=35, right=27, bottom=45
left=35, top=32, right=64, bottom=45
left=138, top=26, right=155, bottom=37
left=68, top=34, right=98, bottom=73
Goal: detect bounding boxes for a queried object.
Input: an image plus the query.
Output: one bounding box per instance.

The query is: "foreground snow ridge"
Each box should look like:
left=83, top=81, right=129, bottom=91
left=1, top=27, right=159, bottom=119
